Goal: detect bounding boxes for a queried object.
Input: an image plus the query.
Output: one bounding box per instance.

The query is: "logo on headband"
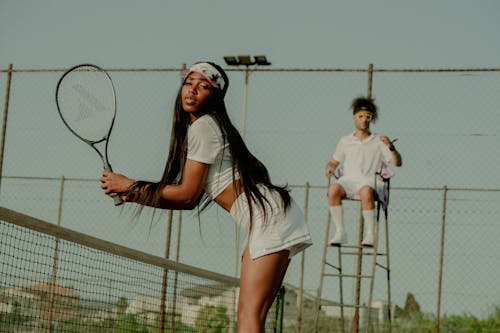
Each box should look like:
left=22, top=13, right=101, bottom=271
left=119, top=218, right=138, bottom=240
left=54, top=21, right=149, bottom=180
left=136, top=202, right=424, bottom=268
left=186, top=63, right=226, bottom=90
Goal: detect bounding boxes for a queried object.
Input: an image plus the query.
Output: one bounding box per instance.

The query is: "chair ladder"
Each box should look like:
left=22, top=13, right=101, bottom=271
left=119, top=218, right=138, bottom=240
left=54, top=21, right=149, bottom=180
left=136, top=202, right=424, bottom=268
left=314, top=202, right=392, bottom=333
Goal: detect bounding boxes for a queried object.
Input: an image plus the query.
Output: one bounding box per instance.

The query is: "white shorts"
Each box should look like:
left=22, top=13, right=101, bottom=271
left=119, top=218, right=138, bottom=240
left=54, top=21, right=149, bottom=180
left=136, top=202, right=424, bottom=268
left=336, top=176, right=376, bottom=199
left=229, top=186, right=313, bottom=260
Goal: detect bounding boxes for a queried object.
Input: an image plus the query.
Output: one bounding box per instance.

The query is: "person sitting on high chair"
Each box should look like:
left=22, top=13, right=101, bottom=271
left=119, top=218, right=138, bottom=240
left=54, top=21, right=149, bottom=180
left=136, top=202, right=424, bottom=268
left=325, top=96, right=402, bottom=246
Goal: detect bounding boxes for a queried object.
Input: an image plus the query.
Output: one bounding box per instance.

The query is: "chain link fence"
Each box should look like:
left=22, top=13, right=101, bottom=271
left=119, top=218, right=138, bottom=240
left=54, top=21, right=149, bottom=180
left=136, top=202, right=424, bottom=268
left=1, top=64, right=499, bottom=331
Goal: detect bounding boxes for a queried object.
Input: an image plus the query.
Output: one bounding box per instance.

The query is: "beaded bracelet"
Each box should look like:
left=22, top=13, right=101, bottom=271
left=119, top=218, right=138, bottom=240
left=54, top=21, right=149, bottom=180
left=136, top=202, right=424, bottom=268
left=126, top=180, right=150, bottom=200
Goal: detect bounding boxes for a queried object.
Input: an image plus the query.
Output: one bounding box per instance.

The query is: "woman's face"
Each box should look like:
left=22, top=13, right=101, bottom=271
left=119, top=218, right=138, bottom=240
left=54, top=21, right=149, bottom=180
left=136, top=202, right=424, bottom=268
left=181, top=72, right=215, bottom=120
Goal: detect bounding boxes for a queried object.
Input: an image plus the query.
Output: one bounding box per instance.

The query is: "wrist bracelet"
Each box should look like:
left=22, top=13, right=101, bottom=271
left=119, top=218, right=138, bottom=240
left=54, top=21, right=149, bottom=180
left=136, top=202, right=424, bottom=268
left=126, top=180, right=148, bottom=198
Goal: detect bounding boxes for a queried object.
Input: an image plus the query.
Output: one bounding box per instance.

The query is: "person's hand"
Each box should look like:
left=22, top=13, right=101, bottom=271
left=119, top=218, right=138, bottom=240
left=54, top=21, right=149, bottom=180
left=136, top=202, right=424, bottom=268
left=100, top=172, right=134, bottom=198
left=325, top=163, right=334, bottom=177
left=380, top=135, right=397, bottom=150
left=379, top=135, right=391, bottom=147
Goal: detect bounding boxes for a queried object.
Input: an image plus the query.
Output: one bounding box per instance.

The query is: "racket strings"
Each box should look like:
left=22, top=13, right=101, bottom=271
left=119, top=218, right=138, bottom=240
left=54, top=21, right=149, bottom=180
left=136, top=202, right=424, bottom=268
left=72, top=82, right=109, bottom=122
left=56, top=65, right=116, bottom=143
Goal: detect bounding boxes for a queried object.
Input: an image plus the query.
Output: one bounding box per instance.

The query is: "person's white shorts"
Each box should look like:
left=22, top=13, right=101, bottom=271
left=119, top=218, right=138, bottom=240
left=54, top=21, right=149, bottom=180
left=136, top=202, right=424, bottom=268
left=230, top=185, right=313, bottom=260
left=336, top=176, right=375, bottom=199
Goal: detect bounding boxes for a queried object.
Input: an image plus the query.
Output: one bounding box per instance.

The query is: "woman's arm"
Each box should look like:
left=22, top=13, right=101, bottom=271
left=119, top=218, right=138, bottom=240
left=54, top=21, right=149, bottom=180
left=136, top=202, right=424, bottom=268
left=158, top=159, right=209, bottom=209
left=100, top=159, right=209, bottom=210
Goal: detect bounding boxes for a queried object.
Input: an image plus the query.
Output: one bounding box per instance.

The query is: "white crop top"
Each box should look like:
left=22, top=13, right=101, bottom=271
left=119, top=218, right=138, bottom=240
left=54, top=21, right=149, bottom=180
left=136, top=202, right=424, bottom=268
left=187, top=115, right=240, bottom=199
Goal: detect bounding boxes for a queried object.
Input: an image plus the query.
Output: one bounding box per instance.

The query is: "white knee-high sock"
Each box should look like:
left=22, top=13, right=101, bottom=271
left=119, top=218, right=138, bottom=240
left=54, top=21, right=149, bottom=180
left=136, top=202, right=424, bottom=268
left=362, top=209, right=375, bottom=236
left=330, top=206, right=344, bottom=233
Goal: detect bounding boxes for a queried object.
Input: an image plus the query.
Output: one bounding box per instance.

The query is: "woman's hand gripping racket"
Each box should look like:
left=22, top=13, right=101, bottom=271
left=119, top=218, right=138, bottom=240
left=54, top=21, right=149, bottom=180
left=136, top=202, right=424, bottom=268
left=55, top=64, right=123, bottom=206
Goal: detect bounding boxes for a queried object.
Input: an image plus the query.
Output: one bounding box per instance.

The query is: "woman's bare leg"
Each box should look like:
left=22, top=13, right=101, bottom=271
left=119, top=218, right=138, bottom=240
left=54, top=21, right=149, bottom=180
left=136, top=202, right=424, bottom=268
left=238, top=247, right=290, bottom=333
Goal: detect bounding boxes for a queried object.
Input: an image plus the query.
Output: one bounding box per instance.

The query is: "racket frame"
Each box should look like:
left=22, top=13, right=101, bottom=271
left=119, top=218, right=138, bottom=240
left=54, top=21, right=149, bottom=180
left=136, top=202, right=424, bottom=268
left=55, top=63, right=122, bottom=205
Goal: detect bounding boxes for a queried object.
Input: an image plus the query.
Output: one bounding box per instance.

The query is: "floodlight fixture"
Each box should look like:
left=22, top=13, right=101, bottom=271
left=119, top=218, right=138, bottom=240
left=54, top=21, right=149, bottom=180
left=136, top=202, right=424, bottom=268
left=223, top=56, right=239, bottom=66
left=237, top=55, right=254, bottom=66
left=254, top=55, right=271, bottom=66
left=224, top=55, right=272, bottom=67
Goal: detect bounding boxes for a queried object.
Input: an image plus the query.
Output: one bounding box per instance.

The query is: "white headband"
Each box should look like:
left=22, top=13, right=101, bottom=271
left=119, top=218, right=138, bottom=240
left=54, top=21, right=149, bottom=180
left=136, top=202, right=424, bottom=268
left=185, top=62, right=226, bottom=91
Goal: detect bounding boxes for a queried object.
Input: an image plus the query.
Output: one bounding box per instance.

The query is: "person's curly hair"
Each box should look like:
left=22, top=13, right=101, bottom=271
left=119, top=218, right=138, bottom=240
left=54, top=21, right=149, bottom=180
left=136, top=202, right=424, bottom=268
left=351, top=97, right=378, bottom=123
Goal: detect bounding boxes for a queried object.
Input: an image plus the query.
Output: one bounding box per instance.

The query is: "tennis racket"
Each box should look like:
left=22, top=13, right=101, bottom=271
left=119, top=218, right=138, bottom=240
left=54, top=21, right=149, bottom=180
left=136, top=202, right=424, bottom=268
left=55, top=64, right=122, bottom=206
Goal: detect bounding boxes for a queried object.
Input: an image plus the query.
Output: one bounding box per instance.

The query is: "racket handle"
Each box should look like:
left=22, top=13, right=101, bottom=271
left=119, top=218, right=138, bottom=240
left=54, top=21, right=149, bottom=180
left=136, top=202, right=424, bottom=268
left=112, top=193, right=124, bottom=206
left=103, top=163, right=124, bottom=206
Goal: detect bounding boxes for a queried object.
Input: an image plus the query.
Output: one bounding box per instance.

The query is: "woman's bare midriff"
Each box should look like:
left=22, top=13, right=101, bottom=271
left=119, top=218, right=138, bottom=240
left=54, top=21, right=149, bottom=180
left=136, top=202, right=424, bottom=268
left=214, top=179, right=244, bottom=212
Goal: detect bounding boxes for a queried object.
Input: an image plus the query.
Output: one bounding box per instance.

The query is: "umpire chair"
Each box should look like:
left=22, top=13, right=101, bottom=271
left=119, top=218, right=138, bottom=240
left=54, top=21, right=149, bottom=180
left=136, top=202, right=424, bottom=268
left=314, top=164, right=394, bottom=333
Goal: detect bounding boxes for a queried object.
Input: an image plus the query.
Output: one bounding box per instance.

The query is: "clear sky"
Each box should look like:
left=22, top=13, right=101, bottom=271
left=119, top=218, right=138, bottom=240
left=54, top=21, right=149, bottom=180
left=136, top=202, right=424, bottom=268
left=1, top=0, right=500, bottom=69
left=1, top=0, right=500, bottom=320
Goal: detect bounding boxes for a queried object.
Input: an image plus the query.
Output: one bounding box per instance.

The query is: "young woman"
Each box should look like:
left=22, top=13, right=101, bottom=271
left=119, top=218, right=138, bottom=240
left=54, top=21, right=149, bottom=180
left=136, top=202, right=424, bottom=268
left=100, top=61, right=312, bottom=332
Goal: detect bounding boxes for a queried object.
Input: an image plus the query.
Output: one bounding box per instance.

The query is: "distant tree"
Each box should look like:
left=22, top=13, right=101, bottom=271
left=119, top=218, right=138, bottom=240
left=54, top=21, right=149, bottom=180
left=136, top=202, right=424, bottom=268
left=441, top=307, right=500, bottom=333
left=116, top=314, right=139, bottom=332
left=152, top=313, right=197, bottom=332
left=395, top=292, right=422, bottom=319
left=482, top=306, right=500, bottom=331
left=116, top=296, right=128, bottom=315
left=404, top=293, right=421, bottom=316
left=441, top=313, right=480, bottom=332
left=195, top=305, right=229, bottom=333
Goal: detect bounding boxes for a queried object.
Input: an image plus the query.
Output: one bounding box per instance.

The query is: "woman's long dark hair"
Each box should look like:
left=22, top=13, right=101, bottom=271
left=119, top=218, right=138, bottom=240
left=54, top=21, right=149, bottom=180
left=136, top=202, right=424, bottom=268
left=136, top=62, right=290, bottom=221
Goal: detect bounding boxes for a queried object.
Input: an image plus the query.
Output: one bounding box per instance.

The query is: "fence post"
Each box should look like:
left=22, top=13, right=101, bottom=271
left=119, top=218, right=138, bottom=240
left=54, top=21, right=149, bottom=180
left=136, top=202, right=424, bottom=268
left=435, top=185, right=448, bottom=333
left=366, top=63, right=374, bottom=99
left=354, top=62, right=373, bottom=333
left=46, top=176, right=65, bottom=332
left=170, top=211, right=183, bottom=333
left=296, top=182, right=310, bottom=333
left=0, top=64, right=13, bottom=194
left=159, top=209, right=174, bottom=333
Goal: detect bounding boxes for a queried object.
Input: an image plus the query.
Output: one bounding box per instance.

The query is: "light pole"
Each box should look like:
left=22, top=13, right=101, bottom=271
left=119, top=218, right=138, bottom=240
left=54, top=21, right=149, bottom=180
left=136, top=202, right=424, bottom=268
left=223, top=55, right=271, bottom=139
left=223, top=56, right=271, bottom=333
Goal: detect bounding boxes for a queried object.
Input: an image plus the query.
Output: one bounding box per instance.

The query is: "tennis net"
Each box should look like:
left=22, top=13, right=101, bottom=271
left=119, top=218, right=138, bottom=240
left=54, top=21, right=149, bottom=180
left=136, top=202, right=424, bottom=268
left=0, top=207, right=283, bottom=332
